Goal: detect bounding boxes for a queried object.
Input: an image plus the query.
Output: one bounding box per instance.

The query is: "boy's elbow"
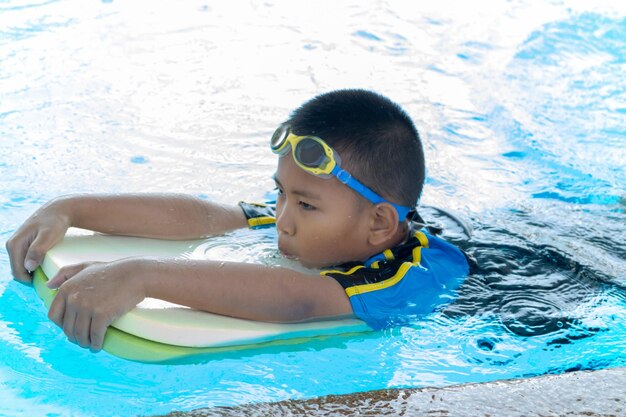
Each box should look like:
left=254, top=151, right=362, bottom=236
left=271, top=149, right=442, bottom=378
left=277, top=298, right=317, bottom=323
left=262, top=290, right=320, bottom=323
left=262, top=273, right=351, bottom=323
left=275, top=291, right=349, bottom=323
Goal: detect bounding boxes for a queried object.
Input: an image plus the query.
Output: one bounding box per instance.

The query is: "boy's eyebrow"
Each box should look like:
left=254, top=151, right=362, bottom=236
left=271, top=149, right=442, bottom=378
left=273, top=175, right=321, bottom=200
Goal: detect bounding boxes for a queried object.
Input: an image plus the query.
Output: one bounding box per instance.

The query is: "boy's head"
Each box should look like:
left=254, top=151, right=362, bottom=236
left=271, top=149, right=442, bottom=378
left=286, top=89, right=425, bottom=208
left=272, top=89, right=425, bottom=268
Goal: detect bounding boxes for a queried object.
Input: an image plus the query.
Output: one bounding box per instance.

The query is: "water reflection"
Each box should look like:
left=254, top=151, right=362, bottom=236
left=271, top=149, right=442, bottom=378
left=1, top=1, right=625, bottom=416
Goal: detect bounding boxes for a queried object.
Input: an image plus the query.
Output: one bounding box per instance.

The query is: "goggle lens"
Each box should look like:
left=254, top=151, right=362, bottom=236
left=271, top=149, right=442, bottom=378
left=270, top=125, right=290, bottom=151
left=294, top=138, right=328, bottom=169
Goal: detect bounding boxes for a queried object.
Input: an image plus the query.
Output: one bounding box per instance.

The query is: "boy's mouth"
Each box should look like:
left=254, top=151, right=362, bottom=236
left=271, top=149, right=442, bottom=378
left=278, top=245, right=297, bottom=260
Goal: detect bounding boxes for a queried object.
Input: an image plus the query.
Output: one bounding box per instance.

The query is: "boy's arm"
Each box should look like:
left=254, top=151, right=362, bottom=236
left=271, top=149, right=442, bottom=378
left=54, top=193, right=246, bottom=239
left=6, top=193, right=247, bottom=284
left=47, top=259, right=354, bottom=351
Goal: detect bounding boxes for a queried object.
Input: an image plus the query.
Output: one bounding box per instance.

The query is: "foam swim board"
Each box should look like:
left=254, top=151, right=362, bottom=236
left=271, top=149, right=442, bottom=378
left=32, top=228, right=371, bottom=363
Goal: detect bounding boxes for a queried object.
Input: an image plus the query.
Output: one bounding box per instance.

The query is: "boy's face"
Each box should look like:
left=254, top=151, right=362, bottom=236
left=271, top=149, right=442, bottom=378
left=273, top=153, right=372, bottom=269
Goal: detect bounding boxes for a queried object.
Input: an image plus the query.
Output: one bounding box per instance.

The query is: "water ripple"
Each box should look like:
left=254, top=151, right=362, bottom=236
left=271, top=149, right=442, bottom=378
left=1, top=2, right=626, bottom=416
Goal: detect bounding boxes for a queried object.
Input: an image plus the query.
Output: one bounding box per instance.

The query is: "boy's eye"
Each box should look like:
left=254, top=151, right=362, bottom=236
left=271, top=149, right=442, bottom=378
left=275, top=187, right=284, bottom=195
left=299, top=201, right=316, bottom=211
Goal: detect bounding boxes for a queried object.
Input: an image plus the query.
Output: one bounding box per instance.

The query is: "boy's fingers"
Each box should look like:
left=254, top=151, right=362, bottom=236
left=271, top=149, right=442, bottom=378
left=24, top=232, right=58, bottom=272
left=74, top=314, right=92, bottom=348
left=62, top=307, right=78, bottom=343
left=47, top=264, right=85, bottom=289
left=6, top=236, right=33, bottom=284
left=47, top=294, right=66, bottom=328
left=46, top=274, right=66, bottom=289
left=90, top=315, right=108, bottom=352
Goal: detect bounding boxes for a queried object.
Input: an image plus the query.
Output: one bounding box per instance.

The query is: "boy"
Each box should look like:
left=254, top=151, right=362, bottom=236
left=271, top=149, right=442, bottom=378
left=6, top=89, right=469, bottom=352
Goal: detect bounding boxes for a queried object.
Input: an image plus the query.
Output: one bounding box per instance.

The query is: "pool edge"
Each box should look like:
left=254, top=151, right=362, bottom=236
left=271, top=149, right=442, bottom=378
left=154, top=366, right=626, bottom=416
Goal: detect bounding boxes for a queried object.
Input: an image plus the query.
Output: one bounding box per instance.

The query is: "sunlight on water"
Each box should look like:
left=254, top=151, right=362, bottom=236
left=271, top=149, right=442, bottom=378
left=1, top=0, right=625, bottom=416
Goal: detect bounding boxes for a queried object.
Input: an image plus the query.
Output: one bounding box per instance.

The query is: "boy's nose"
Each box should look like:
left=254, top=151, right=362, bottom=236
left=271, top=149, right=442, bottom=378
left=276, top=207, right=295, bottom=236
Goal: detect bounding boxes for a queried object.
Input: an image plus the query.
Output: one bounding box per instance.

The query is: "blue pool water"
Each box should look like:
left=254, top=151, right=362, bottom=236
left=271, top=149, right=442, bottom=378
left=1, top=1, right=625, bottom=416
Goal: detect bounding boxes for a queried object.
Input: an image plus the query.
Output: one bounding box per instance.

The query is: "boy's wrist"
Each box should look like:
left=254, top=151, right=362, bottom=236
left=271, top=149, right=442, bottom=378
left=123, top=258, right=155, bottom=298
left=47, top=195, right=76, bottom=227
left=52, top=194, right=102, bottom=229
left=114, top=257, right=152, bottom=300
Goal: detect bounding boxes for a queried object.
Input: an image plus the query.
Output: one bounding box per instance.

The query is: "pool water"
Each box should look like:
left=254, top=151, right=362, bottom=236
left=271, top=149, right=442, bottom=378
left=1, top=1, right=625, bottom=416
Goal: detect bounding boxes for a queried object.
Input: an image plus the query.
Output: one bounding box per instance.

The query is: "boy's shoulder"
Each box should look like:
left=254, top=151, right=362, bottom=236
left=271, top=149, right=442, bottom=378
left=322, top=225, right=468, bottom=281
left=321, top=225, right=469, bottom=329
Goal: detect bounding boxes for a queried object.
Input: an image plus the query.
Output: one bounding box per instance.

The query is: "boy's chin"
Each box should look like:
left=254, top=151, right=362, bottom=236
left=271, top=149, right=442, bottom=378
left=277, top=251, right=339, bottom=270
left=296, top=258, right=336, bottom=270
left=277, top=257, right=322, bottom=273
left=282, top=254, right=320, bottom=269
left=297, top=259, right=317, bottom=269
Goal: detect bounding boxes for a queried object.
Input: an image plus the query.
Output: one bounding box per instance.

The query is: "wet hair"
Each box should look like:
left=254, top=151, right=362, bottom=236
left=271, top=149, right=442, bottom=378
left=286, top=89, right=425, bottom=208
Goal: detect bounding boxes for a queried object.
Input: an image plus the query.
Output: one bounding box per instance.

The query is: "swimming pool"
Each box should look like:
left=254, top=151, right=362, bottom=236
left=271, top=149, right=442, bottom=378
left=1, top=0, right=625, bottom=416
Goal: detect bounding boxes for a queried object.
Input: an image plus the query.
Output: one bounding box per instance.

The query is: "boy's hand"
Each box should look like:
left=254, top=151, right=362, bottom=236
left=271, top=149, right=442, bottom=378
left=6, top=198, right=72, bottom=285
left=47, top=260, right=146, bottom=352
left=46, top=261, right=104, bottom=289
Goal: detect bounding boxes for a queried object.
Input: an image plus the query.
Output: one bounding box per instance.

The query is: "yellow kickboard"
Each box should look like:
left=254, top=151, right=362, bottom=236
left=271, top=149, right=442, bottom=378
left=32, top=228, right=371, bottom=363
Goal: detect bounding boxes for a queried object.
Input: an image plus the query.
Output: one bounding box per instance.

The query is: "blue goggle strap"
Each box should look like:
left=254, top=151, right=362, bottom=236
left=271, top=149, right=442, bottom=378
left=331, top=165, right=412, bottom=219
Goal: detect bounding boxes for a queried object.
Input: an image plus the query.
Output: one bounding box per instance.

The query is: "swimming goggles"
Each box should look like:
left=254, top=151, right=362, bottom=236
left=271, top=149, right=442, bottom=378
left=270, top=124, right=413, bottom=219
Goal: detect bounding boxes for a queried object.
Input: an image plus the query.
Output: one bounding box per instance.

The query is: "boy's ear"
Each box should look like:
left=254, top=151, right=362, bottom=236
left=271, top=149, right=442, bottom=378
left=367, top=203, right=400, bottom=246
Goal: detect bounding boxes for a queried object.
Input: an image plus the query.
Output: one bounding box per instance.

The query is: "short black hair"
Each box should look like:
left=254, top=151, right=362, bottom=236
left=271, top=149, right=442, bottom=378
left=286, top=89, right=425, bottom=209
